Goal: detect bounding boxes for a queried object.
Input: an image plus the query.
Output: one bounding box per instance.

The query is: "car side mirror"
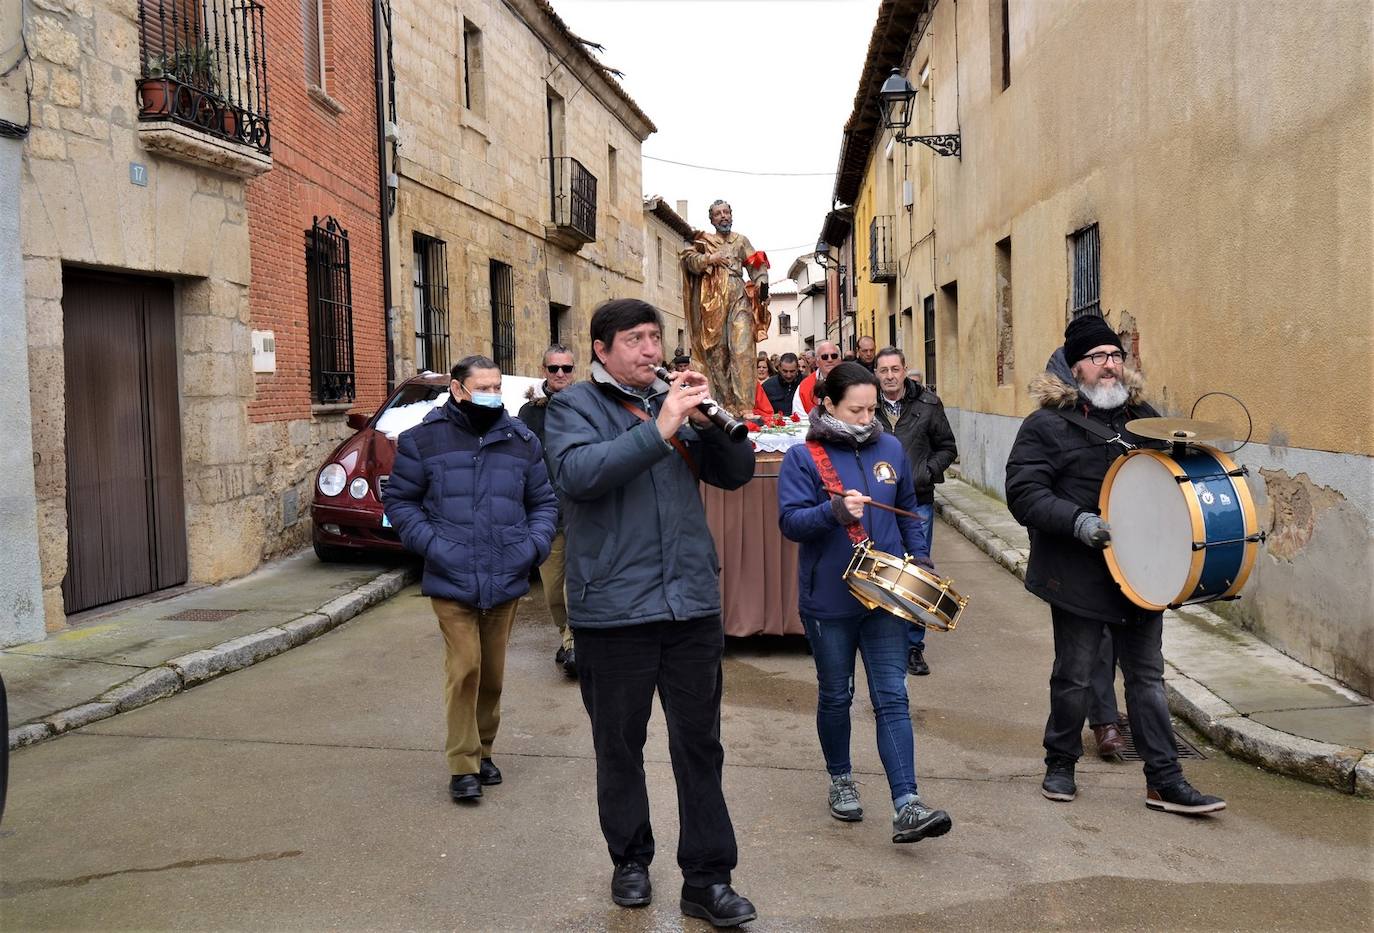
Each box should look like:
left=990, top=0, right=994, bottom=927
left=346, top=413, right=369, bottom=430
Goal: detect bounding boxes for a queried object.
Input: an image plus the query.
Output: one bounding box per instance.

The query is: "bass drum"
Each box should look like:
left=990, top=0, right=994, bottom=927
left=1100, top=444, right=1260, bottom=611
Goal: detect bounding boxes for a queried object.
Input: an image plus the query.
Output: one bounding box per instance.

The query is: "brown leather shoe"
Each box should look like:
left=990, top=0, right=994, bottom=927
left=1092, top=722, right=1126, bottom=758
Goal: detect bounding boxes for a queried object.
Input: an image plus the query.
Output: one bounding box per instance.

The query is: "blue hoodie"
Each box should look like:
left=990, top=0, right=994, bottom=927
left=778, top=415, right=927, bottom=620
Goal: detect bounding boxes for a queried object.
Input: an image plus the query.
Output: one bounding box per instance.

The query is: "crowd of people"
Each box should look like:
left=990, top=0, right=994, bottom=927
left=381, top=300, right=1224, bottom=929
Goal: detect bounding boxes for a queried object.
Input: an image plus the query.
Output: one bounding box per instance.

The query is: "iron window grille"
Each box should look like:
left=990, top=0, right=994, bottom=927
left=869, top=215, right=897, bottom=282
left=1069, top=223, right=1101, bottom=319
left=549, top=156, right=597, bottom=242
left=413, top=234, right=450, bottom=374
left=489, top=260, right=515, bottom=372
left=136, top=0, right=272, bottom=155
left=306, top=216, right=356, bottom=404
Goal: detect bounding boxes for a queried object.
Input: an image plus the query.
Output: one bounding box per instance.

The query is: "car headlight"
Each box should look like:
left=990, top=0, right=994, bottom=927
left=349, top=477, right=370, bottom=500
left=318, top=463, right=347, bottom=497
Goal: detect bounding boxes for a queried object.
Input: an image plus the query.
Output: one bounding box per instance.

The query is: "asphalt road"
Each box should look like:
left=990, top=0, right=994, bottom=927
left=3, top=530, right=1371, bottom=931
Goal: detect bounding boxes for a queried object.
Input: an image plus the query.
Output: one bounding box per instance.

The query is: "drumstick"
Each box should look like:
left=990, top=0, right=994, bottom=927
left=822, top=485, right=924, bottom=521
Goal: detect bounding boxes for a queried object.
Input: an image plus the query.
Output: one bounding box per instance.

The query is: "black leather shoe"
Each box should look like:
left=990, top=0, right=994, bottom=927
left=680, top=883, right=757, bottom=927
left=562, top=647, right=578, bottom=679
left=611, top=860, right=651, bottom=907
left=479, top=758, right=502, bottom=786
left=554, top=646, right=568, bottom=666
left=907, top=646, right=930, bottom=676
left=449, top=774, right=481, bottom=802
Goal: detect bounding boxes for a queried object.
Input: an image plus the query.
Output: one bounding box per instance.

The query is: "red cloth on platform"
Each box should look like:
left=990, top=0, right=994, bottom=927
left=753, top=382, right=774, bottom=417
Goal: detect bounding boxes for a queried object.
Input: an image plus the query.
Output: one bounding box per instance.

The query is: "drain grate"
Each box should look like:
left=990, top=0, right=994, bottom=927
left=1116, top=720, right=1206, bottom=761
left=161, top=608, right=243, bottom=622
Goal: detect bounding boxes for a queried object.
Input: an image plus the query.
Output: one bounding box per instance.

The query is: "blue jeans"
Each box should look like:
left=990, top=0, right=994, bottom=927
left=907, top=502, right=935, bottom=649
left=801, top=609, right=919, bottom=803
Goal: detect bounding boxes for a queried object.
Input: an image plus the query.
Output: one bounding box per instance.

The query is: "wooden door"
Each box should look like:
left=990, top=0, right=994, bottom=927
left=62, top=271, right=187, bottom=613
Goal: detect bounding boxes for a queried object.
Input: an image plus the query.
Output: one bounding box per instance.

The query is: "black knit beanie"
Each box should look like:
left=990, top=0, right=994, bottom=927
left=1063, top=314, right=1123, bottom=364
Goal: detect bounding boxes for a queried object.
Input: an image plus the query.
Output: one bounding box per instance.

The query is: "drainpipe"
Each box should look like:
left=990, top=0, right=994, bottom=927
left=374, top=0, right=395, bottom=390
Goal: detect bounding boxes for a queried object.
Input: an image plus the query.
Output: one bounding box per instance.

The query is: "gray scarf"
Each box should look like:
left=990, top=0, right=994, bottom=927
left=807, top=407, right=883, bottom=447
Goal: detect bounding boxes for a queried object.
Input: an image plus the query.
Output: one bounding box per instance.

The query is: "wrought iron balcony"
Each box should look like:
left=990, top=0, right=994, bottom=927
left=136, top=0, right=272, bottom=157
left=547, top=156, right=597, bottom=249
left=869, top=215, right=896, bottom=283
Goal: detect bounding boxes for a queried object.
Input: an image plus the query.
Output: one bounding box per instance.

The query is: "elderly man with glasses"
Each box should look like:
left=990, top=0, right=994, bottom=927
left=1005, top=314, right=1226, bottom=817
left=518, top=345, right=579, bottom=677
left=792, top=340, right=843, bottom=416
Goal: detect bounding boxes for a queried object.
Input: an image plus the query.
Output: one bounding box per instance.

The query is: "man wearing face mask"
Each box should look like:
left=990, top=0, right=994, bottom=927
left=384, top=355, right=558, bottom=804
left=1005, top=315, right=1226, bottom=816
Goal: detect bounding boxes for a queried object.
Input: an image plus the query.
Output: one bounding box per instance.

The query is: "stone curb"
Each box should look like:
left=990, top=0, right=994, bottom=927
left=8, top=564, right=417, bottom=752
left=933, top=486, right=1371, bottom=797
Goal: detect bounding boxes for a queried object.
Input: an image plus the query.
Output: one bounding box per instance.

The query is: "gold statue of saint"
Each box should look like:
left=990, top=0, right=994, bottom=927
left=680, top=200, right=770, bottom=414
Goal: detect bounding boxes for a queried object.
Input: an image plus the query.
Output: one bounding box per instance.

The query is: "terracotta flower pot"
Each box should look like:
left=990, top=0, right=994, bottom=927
left=139, top=78, right=172, bottom=116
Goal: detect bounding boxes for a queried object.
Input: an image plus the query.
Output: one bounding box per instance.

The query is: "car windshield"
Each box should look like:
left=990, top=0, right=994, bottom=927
left=374, top=383, right=448, bottom=439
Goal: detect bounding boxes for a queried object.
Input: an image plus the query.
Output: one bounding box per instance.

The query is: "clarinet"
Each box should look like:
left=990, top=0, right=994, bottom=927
left=652, top=367, right=750, bottom=443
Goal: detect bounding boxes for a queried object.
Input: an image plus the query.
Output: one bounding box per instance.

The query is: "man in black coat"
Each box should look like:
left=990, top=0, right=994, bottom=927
left=517, top=344, right=578, bottom=677
left=874, top=348, right=957, bottom=676
left=761, top=352, right=802, bottom=414
left=1005, top=314, right=1225, bottom=816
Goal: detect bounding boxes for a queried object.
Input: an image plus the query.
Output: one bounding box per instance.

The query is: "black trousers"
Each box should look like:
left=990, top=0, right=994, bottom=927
left=1044, top=606, right=1183, bottom=788
left=574, top=615, right=738, bottom=887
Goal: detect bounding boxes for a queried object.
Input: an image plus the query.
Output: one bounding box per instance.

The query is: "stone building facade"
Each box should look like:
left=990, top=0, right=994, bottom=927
left=384, top=0, right=654, bottom=383
left=642, top=196, right=690, bottom=355
left=829, top=0, right=1373, bottom=691
left=16, top=0, right=380, bottom=635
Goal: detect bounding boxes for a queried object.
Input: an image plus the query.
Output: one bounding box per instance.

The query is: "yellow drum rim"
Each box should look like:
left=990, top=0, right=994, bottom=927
left=1099, top=449, right=1207, bottom=611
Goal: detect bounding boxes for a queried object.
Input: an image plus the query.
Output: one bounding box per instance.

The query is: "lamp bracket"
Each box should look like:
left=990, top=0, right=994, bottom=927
left=896, top=132, right=961, bottom=159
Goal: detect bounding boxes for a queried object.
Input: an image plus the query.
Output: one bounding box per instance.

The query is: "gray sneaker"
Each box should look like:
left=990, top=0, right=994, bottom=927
left=892, top=796, right=952, bottom=843
left=828, top=773, right=864, bottom=821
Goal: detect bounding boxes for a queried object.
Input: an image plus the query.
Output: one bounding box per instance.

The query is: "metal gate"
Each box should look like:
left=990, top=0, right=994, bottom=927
left=61, top=271, right=187, bottom=613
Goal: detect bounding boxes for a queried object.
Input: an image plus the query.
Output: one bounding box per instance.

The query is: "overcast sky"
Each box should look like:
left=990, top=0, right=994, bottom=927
left=555, top=0, right=881, bottom=280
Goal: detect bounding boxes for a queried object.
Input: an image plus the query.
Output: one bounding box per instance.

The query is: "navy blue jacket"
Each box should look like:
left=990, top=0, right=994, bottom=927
left=544, top=362, right=755, bottom=629
left=383, top=398, right=558, bottom=609
left=778, top=423, right=926, bottom=621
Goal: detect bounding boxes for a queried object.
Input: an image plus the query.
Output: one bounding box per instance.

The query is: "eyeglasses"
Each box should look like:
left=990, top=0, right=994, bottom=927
left=1082, top=351, right=1127, bottom=366
left=819, top=353, right=840, bottom=361
left=545, top=364, right=575, bottom=374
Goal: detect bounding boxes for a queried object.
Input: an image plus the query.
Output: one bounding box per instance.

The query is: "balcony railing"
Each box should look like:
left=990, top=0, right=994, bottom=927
left=548, top=156, right=597, bottom=247
left=136, top=0, right=272, bottom=156
left=869, top=215, right=896, bottom=282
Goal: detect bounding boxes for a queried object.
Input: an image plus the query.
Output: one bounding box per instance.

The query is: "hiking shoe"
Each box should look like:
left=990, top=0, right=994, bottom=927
left=891, top=796, right=952, bottom=843
left=1146, top=780, right=1226, bottom=815
left=1041, top=761, right=1077, bottom=802
left=907, top=646, right=930, bottom=676
left=828, top=773, right=863, bottom=822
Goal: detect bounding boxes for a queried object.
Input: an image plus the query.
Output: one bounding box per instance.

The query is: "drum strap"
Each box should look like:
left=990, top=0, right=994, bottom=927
left=806, top=441, right=869, bottom=545
left=1053, top=408, right=1137, bottom=452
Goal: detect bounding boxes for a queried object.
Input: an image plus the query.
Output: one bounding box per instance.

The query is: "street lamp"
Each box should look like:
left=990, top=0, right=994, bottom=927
left=813, top=239, right=852, bottom=349
left=879, top=68, right=961, bottom=158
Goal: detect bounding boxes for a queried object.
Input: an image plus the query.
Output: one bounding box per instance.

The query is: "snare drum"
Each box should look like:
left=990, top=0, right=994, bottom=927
left=1100, top=444, right=1260, bottom=611
left=843, top=541, right=969, bottom=631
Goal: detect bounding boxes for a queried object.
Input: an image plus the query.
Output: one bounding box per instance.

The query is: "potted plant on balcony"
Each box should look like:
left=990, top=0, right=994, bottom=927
left=138, top=55, right=173, bottom=117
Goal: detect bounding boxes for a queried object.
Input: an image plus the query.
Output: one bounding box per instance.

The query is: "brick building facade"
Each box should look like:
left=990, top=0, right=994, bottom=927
left=245, top=0, right=385, bottom=558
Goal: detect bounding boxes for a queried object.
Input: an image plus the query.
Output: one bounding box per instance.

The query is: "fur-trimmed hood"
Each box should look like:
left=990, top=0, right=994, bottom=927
left=1029, top=347, right=1146, bottom=410
left=523, top=381, right=551, bottom=407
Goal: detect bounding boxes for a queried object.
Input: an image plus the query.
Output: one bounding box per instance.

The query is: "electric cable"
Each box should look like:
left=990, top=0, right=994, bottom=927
left=644, top=154, right=835, bottom=177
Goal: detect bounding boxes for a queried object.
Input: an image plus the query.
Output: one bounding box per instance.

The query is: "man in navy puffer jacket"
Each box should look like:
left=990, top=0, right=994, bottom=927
left=384, top=355, right=557, bottom=804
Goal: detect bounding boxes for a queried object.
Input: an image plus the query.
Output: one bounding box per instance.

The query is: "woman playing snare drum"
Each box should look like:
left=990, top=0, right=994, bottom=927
left=777, top=362, right=954, bottom=844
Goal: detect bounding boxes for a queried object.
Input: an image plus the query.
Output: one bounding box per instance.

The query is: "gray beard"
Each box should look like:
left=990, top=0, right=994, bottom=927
left=714, top=223, right=732, bottom=235
left=1079, top=379, right=1129, bottom=410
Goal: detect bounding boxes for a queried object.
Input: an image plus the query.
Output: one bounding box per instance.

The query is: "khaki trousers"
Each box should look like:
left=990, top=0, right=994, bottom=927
left=433, top=597, right=518, bottom=776
left=542, top=531, right=573, bottom=651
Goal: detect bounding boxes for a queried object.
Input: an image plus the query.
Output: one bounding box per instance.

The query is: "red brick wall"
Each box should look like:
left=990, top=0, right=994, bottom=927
left=246, top=0, right=386, bottom=422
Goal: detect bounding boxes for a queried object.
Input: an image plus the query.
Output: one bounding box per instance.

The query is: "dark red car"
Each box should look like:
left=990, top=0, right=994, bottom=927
left=311, top=372, right=543, bottom=561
